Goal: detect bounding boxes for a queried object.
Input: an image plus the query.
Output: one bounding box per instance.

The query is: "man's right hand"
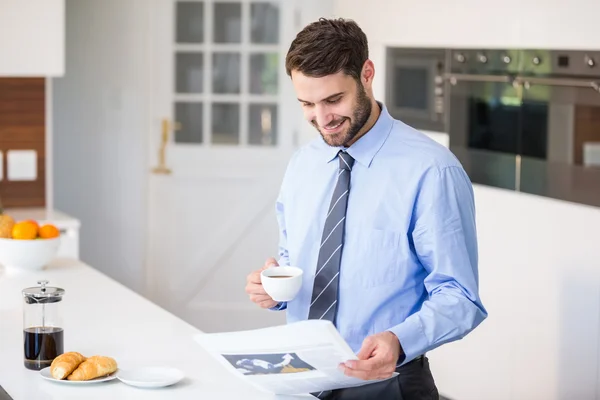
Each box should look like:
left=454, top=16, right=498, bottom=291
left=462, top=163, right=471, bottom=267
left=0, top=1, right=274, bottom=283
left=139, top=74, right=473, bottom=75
left=246, top=257, right=279, bottom=309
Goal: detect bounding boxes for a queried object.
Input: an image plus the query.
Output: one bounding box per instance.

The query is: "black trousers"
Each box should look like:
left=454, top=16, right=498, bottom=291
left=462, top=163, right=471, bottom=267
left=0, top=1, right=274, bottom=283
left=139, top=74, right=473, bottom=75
left=312, top=356, right=439, bottom=400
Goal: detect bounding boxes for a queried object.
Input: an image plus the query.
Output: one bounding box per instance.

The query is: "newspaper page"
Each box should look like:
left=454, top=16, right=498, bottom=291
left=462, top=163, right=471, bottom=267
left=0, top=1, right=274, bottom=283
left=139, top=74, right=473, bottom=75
left=193, top=320, right=398, bottom=395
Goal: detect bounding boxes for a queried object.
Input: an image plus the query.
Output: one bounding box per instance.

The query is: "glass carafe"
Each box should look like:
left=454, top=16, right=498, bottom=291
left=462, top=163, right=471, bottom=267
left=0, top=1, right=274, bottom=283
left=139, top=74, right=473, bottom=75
left=22, top=280, right=65, bottom=370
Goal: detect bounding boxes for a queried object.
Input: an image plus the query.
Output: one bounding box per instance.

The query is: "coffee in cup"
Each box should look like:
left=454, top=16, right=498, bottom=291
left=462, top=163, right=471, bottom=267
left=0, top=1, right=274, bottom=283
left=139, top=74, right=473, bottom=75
left=260, top=266, right=303, bottom=302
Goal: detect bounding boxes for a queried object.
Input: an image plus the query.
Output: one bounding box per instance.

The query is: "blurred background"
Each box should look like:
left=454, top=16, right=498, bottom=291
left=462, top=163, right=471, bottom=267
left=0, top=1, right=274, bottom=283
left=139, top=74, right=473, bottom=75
left=1, top=0, right=599, bottom=399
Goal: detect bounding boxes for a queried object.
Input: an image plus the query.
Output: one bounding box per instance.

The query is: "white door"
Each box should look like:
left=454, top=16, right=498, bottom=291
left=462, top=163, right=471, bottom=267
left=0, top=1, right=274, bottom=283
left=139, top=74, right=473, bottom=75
left=146, top=0, right=305, bottom=332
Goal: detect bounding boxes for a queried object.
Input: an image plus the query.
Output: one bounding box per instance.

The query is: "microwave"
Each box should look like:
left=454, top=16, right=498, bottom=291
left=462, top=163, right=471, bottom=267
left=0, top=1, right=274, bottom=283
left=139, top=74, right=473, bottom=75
left=385, top=48, right=447, bottom=132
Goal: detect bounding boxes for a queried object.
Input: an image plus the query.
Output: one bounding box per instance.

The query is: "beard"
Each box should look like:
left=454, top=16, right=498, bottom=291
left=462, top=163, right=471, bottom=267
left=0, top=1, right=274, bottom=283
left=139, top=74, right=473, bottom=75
left=312, top=83, right=372, bottom=147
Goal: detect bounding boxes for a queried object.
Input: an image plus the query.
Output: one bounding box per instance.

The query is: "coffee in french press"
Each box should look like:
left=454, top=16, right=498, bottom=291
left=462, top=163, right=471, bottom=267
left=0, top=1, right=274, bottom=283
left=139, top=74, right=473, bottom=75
left=22, top=280, right=65, bottom=370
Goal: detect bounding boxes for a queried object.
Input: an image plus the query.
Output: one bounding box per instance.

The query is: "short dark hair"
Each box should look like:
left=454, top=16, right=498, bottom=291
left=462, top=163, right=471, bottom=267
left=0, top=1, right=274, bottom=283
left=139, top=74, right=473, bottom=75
left=285, top=18, right=368, bottom=81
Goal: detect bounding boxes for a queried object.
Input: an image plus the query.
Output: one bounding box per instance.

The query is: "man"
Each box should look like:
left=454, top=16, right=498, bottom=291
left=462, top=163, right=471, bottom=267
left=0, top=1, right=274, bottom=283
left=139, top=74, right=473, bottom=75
left=245, top=17, right=487, bottom=400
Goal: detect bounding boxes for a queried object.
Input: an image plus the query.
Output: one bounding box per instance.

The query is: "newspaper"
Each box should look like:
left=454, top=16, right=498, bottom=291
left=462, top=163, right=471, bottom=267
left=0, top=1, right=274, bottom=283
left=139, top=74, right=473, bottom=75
left=193, top=319, right=398, bottom=395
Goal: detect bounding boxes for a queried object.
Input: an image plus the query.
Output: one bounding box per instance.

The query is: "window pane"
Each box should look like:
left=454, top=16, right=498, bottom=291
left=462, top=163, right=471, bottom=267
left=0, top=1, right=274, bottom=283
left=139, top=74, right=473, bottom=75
left=214, top=3, right=241, bottom=43
left=212, top=53, right=240, bottom=94
left=212, top=103, right=240, bottom=144
left=176, top=2, right=204, bottom=43
left=176, top=53, right=204, bottom=93
left=175, top=103, right=203, bottom=143
left=251, top=3, right=279, bottom=44
left=250, top=53, right=278, bottom=95
left=249, top=104, right=277, bottom=146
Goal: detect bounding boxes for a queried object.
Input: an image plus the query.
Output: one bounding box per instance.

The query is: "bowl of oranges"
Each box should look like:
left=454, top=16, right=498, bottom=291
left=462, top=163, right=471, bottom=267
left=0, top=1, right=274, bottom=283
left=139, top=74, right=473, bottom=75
left=0, top=210, right=61, bottom=271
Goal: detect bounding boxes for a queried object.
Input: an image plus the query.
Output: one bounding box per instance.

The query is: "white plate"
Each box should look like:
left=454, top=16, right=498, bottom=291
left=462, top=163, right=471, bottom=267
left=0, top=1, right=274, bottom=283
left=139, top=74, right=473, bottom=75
left=40, top=367, right=118, bottom=384
left=116, top=366, right=185, bottom=388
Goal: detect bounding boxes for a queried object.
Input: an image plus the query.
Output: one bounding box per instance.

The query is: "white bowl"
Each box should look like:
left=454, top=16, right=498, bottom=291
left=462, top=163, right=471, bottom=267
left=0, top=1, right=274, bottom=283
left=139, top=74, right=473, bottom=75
left=0, top=237, right=61, bottom=271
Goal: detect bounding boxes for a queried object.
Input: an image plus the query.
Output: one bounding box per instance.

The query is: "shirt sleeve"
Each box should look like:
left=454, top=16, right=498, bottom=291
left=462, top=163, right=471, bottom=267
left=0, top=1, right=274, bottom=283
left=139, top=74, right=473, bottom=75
left=270, top=158, right=294, bottom=313
left=388, top=165, right=488, bottom=364
left=275, top=150, right=300, bottom=268
left=269, top=302, right=288, bottom=311
left=276, top=189, right=290, bottom=268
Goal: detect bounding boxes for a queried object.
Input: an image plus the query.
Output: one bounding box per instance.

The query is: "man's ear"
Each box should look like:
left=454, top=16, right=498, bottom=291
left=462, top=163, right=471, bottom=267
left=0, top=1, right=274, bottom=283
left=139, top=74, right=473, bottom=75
left=361, top=60, right=375, bottom=88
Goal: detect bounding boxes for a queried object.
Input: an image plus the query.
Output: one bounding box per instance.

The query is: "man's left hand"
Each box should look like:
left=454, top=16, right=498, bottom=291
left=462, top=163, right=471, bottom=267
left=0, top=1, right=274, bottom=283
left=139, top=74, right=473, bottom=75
left=338, top=331, right=402, bottom=380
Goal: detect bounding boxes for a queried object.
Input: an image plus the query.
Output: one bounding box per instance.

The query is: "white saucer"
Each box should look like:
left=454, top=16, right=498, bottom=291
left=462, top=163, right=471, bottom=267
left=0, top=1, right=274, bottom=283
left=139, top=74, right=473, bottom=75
left=116, top=366, right=185, bottom=388
left=40, top=367, right=118, bottom=384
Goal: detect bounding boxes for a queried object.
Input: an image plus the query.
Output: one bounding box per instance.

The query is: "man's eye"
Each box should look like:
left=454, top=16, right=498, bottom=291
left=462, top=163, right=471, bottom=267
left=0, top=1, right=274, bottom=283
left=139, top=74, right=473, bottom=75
left=326, top=98, right=341, bottom=104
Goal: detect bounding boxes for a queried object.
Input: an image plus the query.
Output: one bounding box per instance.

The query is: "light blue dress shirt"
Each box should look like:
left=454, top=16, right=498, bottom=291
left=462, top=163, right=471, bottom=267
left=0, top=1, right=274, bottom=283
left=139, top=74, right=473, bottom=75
left=273, top=103, right=487, bottom=364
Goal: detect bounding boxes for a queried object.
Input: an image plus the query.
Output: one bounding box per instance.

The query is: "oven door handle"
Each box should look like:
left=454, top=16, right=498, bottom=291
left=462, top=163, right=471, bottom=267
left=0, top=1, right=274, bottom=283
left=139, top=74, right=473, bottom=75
left=444, top=73, right=600, bottom=93
left=444, top=72, right=513, bottom=85
left=515, top=76, right=600, bottom=92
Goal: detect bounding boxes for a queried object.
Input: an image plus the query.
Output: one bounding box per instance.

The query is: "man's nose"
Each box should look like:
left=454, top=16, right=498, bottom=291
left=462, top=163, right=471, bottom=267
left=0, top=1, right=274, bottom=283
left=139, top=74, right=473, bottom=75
left=313, top=105, right=333, bottom=128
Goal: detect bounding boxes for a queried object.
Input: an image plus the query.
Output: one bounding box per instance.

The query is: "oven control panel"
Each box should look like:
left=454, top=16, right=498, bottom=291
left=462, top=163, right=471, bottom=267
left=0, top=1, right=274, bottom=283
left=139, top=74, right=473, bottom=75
left=449, top=49, right=600, bottom=77
left=521, top=49, right=600, bottom=77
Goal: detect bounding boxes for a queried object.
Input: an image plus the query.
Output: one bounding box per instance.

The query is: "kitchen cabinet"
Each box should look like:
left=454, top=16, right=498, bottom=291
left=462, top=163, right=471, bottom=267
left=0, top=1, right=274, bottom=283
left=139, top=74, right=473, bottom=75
left=0, top=0, right=65, bottom=76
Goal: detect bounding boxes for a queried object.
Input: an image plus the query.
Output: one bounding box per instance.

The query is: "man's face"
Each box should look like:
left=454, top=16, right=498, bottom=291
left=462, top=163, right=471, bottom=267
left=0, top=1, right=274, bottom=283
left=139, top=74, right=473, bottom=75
left=291, top=71, right=371, bottom=147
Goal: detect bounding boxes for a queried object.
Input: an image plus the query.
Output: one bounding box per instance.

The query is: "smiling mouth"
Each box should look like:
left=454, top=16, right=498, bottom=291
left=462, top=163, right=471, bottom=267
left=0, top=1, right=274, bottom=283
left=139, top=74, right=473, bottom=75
left=323, top=119, right=346, bottom=132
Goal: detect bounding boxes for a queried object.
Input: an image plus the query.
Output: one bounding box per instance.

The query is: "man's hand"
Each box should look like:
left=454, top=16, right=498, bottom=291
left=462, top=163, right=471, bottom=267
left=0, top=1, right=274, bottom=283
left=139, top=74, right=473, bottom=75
left=245, top=257, right=279, bottom=309
left=338, top=331, right=402, bottom=380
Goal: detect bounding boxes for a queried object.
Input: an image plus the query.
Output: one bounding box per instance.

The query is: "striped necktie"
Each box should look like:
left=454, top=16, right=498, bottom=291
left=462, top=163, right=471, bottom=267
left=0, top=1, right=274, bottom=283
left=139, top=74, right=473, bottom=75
left=308, top=151, right=354, bottom=324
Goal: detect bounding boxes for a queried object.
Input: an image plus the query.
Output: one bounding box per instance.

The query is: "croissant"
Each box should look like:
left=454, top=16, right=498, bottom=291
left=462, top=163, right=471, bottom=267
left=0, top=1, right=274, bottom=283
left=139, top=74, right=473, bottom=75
left=50, top=352, right=87, bottom=380
left=67, top=355, right=118, bottom=381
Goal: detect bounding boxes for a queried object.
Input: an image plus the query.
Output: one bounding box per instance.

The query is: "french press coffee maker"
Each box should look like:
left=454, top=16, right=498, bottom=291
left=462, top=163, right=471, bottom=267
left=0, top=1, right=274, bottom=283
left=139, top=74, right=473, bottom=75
left=22, top=280, right=65, bottom=370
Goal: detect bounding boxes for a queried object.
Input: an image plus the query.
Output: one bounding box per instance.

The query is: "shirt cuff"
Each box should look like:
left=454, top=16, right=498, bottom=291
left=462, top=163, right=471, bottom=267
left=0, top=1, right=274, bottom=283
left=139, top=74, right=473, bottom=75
left=277, top=258, right=290, bottom=267
left=388, top=316, right=426, bottom=365
left=269, top=302, right=287, bottom=311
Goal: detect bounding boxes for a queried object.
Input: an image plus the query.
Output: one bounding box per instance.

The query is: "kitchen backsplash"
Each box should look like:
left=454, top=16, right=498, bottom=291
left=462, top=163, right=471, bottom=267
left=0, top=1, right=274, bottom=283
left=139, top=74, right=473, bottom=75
left=0, top=78, right=46, bottom=207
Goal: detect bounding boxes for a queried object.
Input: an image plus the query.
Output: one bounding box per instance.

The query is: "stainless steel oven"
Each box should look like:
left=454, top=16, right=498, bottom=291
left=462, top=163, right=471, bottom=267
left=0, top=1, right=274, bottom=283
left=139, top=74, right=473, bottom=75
left=445, top=49, right=523, bottom=191
left=385, top=48, right=446, bottom=132
left=385, top=47, right=600, bottom=208
left=446, top=49, right=600, bottom=206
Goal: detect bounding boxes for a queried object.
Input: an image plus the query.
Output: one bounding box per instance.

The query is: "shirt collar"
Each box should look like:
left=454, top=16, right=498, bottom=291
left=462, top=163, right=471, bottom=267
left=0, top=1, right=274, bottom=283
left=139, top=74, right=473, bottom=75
left=319, top=101, right=394, bottom=168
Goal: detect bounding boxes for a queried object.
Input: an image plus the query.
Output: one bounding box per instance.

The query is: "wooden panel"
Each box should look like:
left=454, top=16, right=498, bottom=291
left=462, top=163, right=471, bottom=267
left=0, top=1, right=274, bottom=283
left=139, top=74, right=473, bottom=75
left=574, top=105, right=600, bottom=165
left=0, top=78, right=46, bottom=208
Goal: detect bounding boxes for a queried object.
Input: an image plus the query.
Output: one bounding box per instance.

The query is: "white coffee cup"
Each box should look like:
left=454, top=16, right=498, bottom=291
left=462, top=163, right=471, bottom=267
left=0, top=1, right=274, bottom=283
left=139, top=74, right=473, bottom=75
left=260, top=266, right=303, bottom=302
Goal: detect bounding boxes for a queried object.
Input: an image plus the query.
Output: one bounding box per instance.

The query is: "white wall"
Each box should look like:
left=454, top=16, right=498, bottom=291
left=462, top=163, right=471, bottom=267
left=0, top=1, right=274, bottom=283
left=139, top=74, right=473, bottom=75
left=333, top=0, right=600, bottom=106
left=0, top=0, right=65, bottom=76
left=52, top=0, right=150, bottom=292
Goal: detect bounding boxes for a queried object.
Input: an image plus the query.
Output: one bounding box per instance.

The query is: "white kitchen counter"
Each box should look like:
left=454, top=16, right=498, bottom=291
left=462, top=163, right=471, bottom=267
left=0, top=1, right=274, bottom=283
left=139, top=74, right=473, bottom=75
left=0, top=259, right=311, bottom=400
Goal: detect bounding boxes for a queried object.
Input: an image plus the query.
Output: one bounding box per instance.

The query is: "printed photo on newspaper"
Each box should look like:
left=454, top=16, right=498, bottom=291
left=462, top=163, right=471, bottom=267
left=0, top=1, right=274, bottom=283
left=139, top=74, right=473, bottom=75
left=193, top=320, right=398, bottom=395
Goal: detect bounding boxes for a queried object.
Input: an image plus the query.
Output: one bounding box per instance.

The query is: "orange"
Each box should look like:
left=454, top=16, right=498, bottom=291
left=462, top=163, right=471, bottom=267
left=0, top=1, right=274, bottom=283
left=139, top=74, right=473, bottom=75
left=22, top=219, right=40, bottom=230
left=38, top=224, right=60, bottom=239
left=0, top=214, right=15, bottom=238
left=12, top=221, right=38, bottom=240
